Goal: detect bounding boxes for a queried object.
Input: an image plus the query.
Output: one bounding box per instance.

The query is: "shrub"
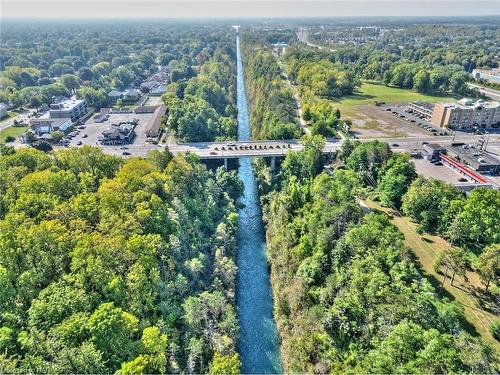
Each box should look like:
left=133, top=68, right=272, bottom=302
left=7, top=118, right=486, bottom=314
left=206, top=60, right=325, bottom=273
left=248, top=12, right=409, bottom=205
left=490, top=321, right=500, bottom=341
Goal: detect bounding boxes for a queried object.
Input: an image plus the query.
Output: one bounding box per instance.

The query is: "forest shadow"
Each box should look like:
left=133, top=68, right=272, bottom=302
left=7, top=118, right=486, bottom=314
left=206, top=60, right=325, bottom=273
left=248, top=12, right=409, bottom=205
left=407, top=251, right=482, bottom=338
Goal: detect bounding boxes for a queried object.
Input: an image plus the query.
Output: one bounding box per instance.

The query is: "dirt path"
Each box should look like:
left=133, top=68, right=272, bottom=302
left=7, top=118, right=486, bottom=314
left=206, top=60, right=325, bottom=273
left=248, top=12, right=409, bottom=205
left=276, top=59, right=311, bottom=135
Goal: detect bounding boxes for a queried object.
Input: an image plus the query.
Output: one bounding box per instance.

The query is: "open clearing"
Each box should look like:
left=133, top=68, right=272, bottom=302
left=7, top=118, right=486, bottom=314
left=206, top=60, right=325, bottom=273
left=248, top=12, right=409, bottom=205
left=364, top=199, right=500, bottom=352
left=0, top=126, right=27, bottom=143
left=332, top=83, right=456, bottom=138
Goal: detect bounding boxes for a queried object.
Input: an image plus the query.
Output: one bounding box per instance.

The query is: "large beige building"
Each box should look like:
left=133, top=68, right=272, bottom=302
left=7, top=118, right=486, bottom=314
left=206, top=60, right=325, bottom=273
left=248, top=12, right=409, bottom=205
left=431, top=98, right=500, bottom=130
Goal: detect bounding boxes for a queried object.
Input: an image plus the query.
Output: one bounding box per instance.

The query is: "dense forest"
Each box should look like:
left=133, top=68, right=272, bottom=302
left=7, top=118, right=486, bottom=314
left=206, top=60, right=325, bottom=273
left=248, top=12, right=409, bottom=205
left=0, top=22, right=235, bottom=113
left=253, top=137, right=498, bottom=372
left=241, top=34, right=303, bottom=140
left=307, top=23, right=498, bottom=95
left=162, top=45, right=237, bottom=142
left=0, top=145, right=243, bottom=374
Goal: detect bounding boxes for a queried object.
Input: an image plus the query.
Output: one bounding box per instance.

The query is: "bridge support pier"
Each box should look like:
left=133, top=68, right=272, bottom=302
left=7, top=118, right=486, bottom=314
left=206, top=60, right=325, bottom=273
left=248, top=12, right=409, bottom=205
left=224, top=158, right=228, bottom=170
left=270, top=156, right=276, bottom=172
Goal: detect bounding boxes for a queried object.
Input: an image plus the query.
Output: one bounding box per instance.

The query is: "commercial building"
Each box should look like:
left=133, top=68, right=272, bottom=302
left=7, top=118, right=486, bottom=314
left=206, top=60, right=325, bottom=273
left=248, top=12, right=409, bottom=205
left=431, top=98, right=500, bottom=130
left=145, top=104, right=167, bottom=140
left=29, top=116, right=72, bottom=135
left=99, top=122, right=136, bottom=145
left=472, top=67, right=500, bottom=84
left=447, top=144, right=500, bottom=175
left=407, top=102, right=434, bottom=120
left=422, top=143, right=447, bottom=161
left=49, top=98, right=87, bottom=122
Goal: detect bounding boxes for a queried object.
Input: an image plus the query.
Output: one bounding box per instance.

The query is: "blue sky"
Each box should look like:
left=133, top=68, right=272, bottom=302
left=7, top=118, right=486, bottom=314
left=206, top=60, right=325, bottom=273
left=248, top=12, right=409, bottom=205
left=2, top=0, right=499, bottom=19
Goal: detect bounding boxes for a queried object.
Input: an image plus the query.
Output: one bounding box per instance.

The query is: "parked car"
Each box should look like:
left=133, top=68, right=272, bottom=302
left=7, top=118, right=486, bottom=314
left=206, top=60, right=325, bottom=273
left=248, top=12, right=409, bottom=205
left=458, top=177, right=468, bottom=182
left=122, top=151, right=131, bottom=156
left=77, top=141, right=82, bottom=145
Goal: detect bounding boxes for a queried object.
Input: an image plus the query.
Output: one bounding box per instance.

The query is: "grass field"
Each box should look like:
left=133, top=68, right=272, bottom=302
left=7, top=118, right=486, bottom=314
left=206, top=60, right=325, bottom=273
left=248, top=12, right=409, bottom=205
left=329, top=83, right=457, bottom=138
left=364, top=199, right=500, bottom=352
left=334, top=82, right=457, bottom=111
left=0, top=126, right=27, bottom=143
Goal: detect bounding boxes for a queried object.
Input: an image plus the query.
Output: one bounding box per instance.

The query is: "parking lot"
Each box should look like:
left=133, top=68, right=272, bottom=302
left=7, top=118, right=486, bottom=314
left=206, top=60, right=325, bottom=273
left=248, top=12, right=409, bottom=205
left=412, top=157, right=467, bottom=185
left=67, top=112, right=161, bottom=157
left=380, top=104, right=451, bottom=136
left=350, top=104, right=439, bottom=139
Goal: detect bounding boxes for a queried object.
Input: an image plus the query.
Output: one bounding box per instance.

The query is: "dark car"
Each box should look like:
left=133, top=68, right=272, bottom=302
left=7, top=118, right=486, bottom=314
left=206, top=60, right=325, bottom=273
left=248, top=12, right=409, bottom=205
left=391, top=143, right=399, bottom=147
left=122, top=151, right=131, bottom=156
left=458, top=177, right=468, bottom=182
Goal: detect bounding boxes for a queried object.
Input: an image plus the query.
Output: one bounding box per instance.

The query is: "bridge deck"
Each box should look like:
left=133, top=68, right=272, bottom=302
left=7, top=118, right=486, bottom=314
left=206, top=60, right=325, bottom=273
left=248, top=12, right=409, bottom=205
left=168, top=139, right=340, bottom=159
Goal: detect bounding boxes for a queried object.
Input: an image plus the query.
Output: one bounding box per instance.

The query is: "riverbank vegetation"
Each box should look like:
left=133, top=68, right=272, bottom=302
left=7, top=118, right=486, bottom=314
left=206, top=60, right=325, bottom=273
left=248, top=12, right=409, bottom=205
left=241, top=34, right=303, bottom=140
left=254, top=137, right=498, bottom=372
left=0, top=145, right=243, bottom=373
left=162, top=46, right=238, bottom=142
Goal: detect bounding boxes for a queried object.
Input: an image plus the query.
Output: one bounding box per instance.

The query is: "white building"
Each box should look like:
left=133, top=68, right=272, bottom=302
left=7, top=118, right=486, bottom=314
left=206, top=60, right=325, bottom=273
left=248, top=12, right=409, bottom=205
left=30, top=116, right=72, bottom=135
left=49, top=98, right=87, bottom=122
left=472, top=68, right=500, bottom=84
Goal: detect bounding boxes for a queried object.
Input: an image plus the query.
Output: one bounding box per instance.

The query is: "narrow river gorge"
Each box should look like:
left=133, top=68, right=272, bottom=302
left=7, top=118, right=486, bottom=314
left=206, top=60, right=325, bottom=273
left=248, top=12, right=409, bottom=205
left=235, top=33, right=283, bottom=374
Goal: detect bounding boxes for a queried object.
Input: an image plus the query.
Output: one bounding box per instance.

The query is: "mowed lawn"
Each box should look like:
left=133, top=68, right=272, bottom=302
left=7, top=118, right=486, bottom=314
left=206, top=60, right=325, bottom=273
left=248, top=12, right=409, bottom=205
left=335, top=82, right=457, bottom=113
left=364, top=199, right=500, bottom=352
left=0, top=126, right=27, bottom=143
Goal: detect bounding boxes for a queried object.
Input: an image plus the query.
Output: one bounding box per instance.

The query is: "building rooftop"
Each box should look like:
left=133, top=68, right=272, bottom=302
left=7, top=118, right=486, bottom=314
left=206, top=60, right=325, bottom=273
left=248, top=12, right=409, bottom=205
left=123, top=88, right=141, bottom=97
left=108, top=90, right=123, bottom=97
left=411, top=101, right=435, bottom=110
left=50, top=98, right=85, bottom=111
left=423, top=143, right=446, bottom=150
left=30, top=116, right=71, bottom=127
left=448, top=144, right=500, bottom=167
left=443, top=98, right=500, bottom=110
left=145, top=104, right=167, bottom=138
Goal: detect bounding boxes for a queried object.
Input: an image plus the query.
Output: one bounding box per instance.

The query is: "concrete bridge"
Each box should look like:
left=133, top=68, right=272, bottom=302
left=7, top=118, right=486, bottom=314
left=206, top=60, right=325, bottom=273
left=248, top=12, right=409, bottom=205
left=165, top=134, right=496, bottom=168
left=168, top=138, right=341, bottom=169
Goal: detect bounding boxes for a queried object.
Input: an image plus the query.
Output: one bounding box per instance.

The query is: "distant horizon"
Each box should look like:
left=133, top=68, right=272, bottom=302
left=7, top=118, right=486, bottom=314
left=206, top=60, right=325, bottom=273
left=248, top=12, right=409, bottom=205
left=2, top=1, right=500, bottom=19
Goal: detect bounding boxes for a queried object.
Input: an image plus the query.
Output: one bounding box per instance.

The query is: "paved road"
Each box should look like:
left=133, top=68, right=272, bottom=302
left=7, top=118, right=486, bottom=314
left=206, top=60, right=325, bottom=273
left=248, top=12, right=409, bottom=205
left=468, top=83, right=500, bottom=101
left=167, top=133, right=499, bottom=159
left=297, top=28, right=336, bottom=52
left=0, top=109, right=34, bottom=132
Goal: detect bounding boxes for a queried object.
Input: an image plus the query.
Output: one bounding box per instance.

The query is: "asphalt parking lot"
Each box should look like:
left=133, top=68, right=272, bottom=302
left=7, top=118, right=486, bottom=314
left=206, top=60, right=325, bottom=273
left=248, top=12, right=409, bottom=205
left=379, top=104, right=450, bottom=136
left=67, top=112, right=160, bottom=157
left=412, top=157, right=466, bottom=185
